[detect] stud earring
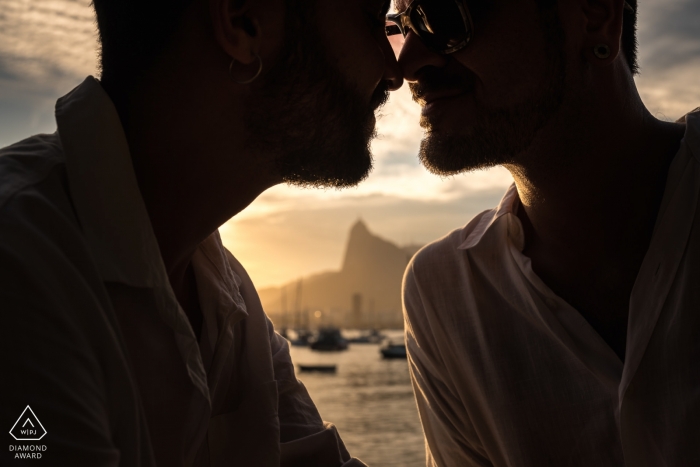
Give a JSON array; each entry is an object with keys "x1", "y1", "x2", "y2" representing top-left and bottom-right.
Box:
[{"x1": 594, "y1": 44, "x2": 611, "y2": 60}]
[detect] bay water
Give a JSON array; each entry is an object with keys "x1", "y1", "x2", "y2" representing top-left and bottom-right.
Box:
[{"x1": 289, "y1": 332, "x2": 425, "y2": 467}]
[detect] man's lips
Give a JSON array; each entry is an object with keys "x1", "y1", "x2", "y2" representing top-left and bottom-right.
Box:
[{"x1": 416, "y1": 89, "x2": 469, "y2": 115}]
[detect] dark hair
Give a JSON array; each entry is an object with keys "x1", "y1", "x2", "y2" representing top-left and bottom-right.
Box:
[
  {"x1": 621, "y1": 0, "x2": 639, "y2": 74},
  {"x1": 92, "y1": 0, "x2": 195, "y2": 90},
  {"x1": 537, "y1": 0, "x2": 639, "y2": 74}
]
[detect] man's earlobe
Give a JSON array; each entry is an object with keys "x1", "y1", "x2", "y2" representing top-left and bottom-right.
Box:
[
  {"x1": 211, "y1": 0, "x2": 262, "y2": 66},
  {"x1": 579, "y1": 0, "x2": 624, "y2": 65},
  {"x1": 587, "y1": 40, "x2": 620, "y2": 66},
  {"x1": 593, "y1": 44, "x2": 611, "y2": 59}
]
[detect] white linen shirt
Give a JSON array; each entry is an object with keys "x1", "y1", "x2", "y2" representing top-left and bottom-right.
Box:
[
  {"x1": 403, "y1": 109, "x2": 700, "y2": 467},
  {"x1": 0, "y1": 77, "x2": 365, "y2": 467}
]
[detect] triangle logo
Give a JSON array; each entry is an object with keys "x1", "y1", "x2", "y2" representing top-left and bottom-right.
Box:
[{"x1": 9, "y1": 406, "x2": 47, "y2": 441}]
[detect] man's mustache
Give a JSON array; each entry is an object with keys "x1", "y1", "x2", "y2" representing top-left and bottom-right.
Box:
[
  {"x1": 371, "y1": 81, "x2": 391, "y2": 111},
  {"x1": 409, "y1": 67, "x2": 475, "y2": 105}
]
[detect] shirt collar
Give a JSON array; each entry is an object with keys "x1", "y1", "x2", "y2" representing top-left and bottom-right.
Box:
[
  {"x1": 458, "y1": 183, "x2": 520, "y2": 250},
  {"x1": 55, "y1": 76, "x2": 163, "y2": 287}
]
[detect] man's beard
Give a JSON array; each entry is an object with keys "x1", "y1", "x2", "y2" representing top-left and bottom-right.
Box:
[
  {"x1": 414, "y1": 7, "x2": 567, "y2": 176},
  {"x1": 244, "y1": 2, "x2": 389, "y2": 189}
]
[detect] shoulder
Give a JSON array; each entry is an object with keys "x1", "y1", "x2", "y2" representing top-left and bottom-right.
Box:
[
  {"x1": 0, "y1": 133, "x2": 77, "y2": 235},
  {"x1": 0, "y1": 133, "x2": 102, "y2": 306},
  {"x1": 0, "y1": 133, "x2": 79, "y2": 239},
  {"x1": 0, "y1": 133, "x2": 65, "y2": 206},
  {"x1": 405, "y1": 208, "x2": 494, "y2": 288},
  {"x1": 402, "y1": 206, "x2": 509, "y2": 339}
]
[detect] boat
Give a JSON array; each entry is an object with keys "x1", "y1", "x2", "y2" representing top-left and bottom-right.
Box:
[
  {"x1": 347, "y1": 329, "x2": 384, "y2": 344},
  {"x1": 289, "y1": 329, "x2": 312, "y2": 347},
  {"x1": 298, "y1": 364, "x2": 337, "y2": 373},
  {"x1": 380, "y1": 341, "x2": 407, "y2": 359},
  {"x1": 310, "y1": 328, "x2": 349, "y2": 351}
]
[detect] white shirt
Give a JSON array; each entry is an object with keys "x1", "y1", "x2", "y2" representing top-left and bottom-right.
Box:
[
  {"x1": 403, "y1": 109, "x2": 700, "y2": 467},
  {"x1": 0, "y1": 77, "x2": 366, "y2": 467}
]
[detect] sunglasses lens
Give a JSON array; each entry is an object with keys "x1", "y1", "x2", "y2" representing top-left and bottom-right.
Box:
[
  {"x1": 410, "y1": 1, "x2": 470, "y2": 52},
  {"x1": 386, "y1": 21, "x2": 406, "y2": 58}
]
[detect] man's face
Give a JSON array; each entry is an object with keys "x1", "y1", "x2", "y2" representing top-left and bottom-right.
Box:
[
  {"x1": 246, "y1": 0, "x2": 402, "y2": 188},
  {"x1": 396, "y1": 0, "x2": 569, "y2": 175}
]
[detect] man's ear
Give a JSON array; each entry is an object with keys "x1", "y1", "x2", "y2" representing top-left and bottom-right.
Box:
[
  {"x1": 210, "y1": 0, "x2": 261, "y2": 65},
  {"x1": 578, "y1": 0, "x2": 625, "y2": 64}
]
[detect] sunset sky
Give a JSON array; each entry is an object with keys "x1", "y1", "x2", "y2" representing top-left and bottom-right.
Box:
[{"x1": 1, "y1": 0, "x2": 699, "y2": 288}]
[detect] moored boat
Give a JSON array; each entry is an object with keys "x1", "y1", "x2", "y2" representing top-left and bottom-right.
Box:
[
  {"x1": 380, "y1": 341, "x2": 407, "y2": 359},
  {"x1": 310, "y1": 328, "x2": 349, "y2": 351},
  {"x1": 298, "y1": 364, "x2": 337, "y2": 373},
  {"x1": 289, "y1": 329, "x2": 313, "y2": 347},
  {"x1": 347, "y1": 329, "x2": 384, "y2": 344}
]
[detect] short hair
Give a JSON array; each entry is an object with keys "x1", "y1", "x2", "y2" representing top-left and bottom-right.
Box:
[
  {"x1": 92, "y1": 0, "x2": 196, "y2": 90},
  {"x1": 621, "y1": 0, "x2": 639, "y2": 74},
  {"x1": 537, "y1": 0, "x2": 639, "y2": 75}
]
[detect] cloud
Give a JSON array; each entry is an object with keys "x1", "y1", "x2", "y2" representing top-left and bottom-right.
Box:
[
  {"x1": 637, "y1": 0, "x2": 700, "y2": 69},
  {"x1": 0, "y1": 0, "x2": 97, "y2": 145},
  {"x1": 0, "y1": 0, "x2": 97, "y2": 85},
  {"x1": 635, "y1": 0, "x2": 700, "y2": 119}
]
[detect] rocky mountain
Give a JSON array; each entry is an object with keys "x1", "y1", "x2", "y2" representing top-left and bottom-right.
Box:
[{"x1": 258, "y1": 220, "x2": 422, "y2": 328}]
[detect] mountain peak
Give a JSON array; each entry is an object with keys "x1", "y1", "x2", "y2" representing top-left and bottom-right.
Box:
[
  {"x1": 341, "y1": 218, "x2": 407, "y2": 277},
  {"x1": 258, "y1": 219, "x2": 425, "y2": 325},
  {"x1": 350, "y1": 218, "x2": 370, "y2": 237}
]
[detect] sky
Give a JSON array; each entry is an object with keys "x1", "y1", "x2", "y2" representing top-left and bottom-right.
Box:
[{"x1": 1, "y1": 0, "x2": 699, "y2": 288}]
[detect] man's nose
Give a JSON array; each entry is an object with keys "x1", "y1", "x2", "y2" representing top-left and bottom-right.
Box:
[
  {"x1": 398, "y1": 31, "x2": 447, "y2": 82},
  {"x1": 380, "y1": 35, "x2": 404, "y2": 91}
]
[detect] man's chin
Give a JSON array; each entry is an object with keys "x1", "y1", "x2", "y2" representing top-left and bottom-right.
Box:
[
  {"x1": 282, "y1": 150, "x2": 373, "y2": 189},
  {"x1": 418, "y1": 132, "x2": 502, "y2": 176},
  {"x1": 275, "y1": 106, "x2": 377, "y2": 189}
]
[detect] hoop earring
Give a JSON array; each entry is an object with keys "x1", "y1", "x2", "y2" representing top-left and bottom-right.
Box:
[
  {"x1": 229, "y1": 52, "x2": 263, "y2": 85},
  {"x1": 594, "y1": 44, "x2": 611, "y2": 60}
]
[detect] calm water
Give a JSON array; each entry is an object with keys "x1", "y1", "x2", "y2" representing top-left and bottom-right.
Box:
[{"x1": 289, "y1": 333, "x2": 425, "y2": 467}]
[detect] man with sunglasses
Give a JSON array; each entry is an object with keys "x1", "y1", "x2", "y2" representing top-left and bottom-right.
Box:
[
  {"x1": 0, "y1": 0, "x2": 401, "y2": 465},
  {"x1": 393, "y1": 0, "x2": 700, "y2": 465}
]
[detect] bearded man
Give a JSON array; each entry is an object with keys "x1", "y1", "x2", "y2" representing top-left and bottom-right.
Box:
[
  {"x1": 0, "y1": 0, "x2": 401, "y2": 465},
  {"x1": 389, "y1": 0, "x2": 700, "y2": 465}
]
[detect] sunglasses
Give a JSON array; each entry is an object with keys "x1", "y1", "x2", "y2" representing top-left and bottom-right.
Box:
[
  {"x1": 385, "y1": 1, "x2": 636, "y2": 58},
  {"x1": 385, "y1": 0, "x2": 474, "y2": 57}
]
